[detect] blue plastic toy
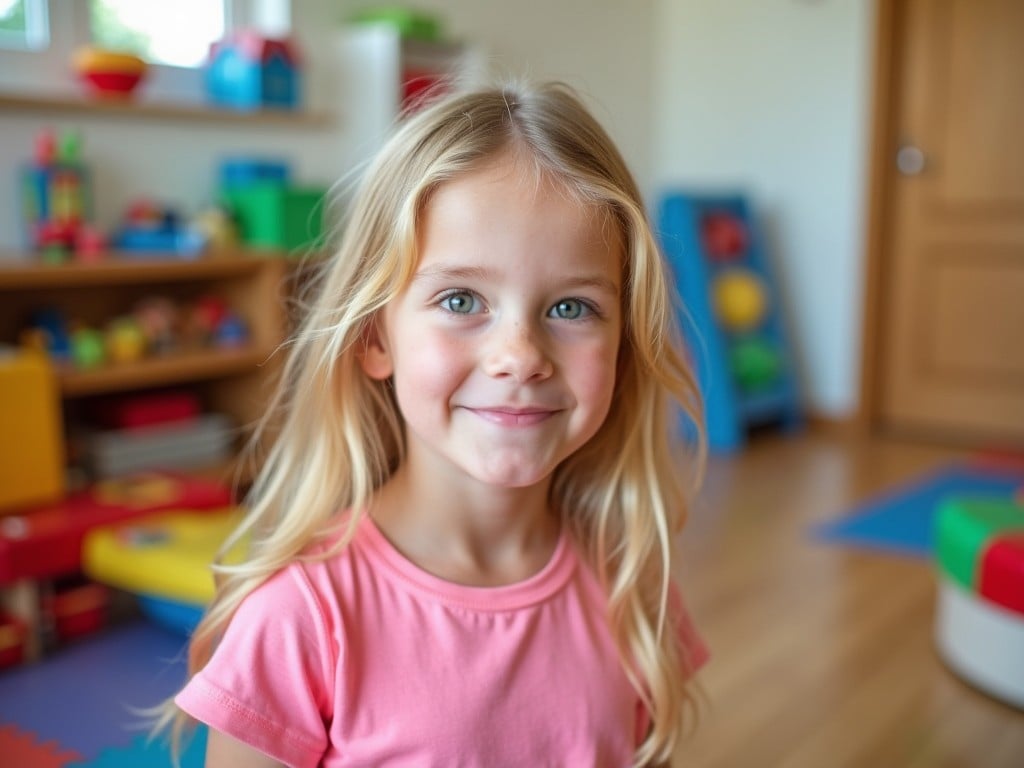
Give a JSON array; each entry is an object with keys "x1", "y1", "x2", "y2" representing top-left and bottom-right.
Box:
[
  {"x1": 205, "y1": 32, "x2": 301, "y2": 111},
  {"x1": 657, "y1": 192, "x2": 802, "y2": 452}
]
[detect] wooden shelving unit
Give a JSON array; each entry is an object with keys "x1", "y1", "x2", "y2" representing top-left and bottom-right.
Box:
[
  {"x1": 58, "y1": 346, "x2": 274, "y2": 397},
  {"x1": 0, "y1": 250, "x2": 284, "y2": 288},
  {"x1": 0, "y1": 253, "x2": 289, "y2": 479},
  {"x1": 0, "y1": 91, "x2": 332, "y2": 127}
]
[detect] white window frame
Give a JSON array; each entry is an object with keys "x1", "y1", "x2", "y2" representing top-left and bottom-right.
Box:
[
  {"x1": 0, "y1": 0, "x2": 290, "y2": 102},
  {"x1": 0, "y1": 0, "x2": 49, "y2": 51}
]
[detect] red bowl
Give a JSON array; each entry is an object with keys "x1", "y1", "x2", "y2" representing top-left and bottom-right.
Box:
[{"x1": 81, "y1": 69, "x2": 145, "y2": 98}]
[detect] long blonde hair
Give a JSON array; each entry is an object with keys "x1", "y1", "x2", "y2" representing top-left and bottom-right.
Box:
[{"x1": 164, "y1": 80, "x2": 705, "y2": 766}]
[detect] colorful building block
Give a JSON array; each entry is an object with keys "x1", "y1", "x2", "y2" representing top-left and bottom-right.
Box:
[{"x1": 19, "y1": 131, "x2": 93, "y2": 256}]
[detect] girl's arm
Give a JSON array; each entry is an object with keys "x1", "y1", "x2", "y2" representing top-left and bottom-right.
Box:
[{"x1": 205, "y1": 728, "x2": 287, "y2": 768}]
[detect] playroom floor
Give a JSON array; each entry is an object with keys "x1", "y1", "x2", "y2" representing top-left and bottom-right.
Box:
[{"x1": 675, "y1": 428, "x2": 1024, "y2": 767}]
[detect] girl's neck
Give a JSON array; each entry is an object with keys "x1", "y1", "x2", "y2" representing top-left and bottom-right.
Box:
[{"x1": 369, "y1": 462, "x2": 560, "y2": 588}]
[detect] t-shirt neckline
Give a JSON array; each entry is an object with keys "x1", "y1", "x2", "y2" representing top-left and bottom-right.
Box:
[{"x1": 357, "y1": 515, "x2": 577, "y2": 612}]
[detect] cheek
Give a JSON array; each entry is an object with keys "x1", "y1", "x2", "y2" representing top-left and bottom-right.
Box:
[
  {"x1": 571, "y1": 339, "x2": 620, "y2": 415},
  {"x1": 392, "y1": 331, "x2": 471, "y2": 408}
]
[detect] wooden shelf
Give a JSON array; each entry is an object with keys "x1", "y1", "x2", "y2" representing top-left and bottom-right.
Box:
[
  {"x1": 59, "y1": 346, "x2": 275, "y2": 397},
  {"x1": 0, "y1": 252, "x2": 285, "y2": 289},
  {"x1": 0, "y1": 91, "x2": 332, "y2": 127}
]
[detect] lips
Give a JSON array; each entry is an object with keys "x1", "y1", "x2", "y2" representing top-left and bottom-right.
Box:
[{"x1": 465, "y1": 407, "x2": 558, "y2": 427}]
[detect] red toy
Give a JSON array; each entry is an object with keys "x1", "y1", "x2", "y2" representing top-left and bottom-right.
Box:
[
  {"x1": 701, "y1": 211, "x2": 748, "y2": 260},
  {"x1": 0, "y1": 472, "x2": 231, "y2": 584}
]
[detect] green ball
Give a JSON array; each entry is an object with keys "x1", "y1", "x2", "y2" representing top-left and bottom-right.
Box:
[
  {"x1": 71, "y1": 327, "x2": 106, "y2": 369},
  {"x1": 730, "y1": 338, "x2": 781, "y2": 392}
]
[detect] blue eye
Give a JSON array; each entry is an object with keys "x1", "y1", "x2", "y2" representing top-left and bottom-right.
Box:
[
  {"x1": 442, "y1": 291, "x2": 478, "y2": 314},
  {"x1": 550, "y1": 299, "x2": 588, "y2": 320}
]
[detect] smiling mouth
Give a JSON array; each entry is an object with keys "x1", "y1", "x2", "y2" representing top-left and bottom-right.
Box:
[{"x1": 466, "y1": 407, "x2": 557, "y2": 427}]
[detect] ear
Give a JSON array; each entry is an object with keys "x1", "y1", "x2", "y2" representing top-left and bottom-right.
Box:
[{"x1": 357, "y1": 317, "x2": 393, "y2": 380}]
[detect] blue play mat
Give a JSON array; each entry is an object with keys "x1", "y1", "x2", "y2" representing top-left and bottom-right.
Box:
[{"x1": 0, "y1": 621, "x2": 206, "y2": 767}]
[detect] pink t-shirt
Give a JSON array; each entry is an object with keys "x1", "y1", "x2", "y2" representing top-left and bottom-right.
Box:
[{"x1": 176, "y1": 516, "x2": 708, "y2": 767}]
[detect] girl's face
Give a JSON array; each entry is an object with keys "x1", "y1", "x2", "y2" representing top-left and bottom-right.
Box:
[{"x1": 360, "y1": 155, "x2": 623, "y2": 491}]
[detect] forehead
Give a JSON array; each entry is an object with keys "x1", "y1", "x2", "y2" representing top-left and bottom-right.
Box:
[{"x1": 416, "y1": 156, "x2": 623, "y2": 281}]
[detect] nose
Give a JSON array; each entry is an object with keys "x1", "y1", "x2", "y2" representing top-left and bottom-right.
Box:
[{"x1": 482, "y1": 320, "x2": 553, "y2": 383}]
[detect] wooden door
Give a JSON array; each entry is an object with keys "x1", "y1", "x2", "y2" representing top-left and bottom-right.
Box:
[{"x1": 865, "y1": 0, "x2": 1024, "y2": 446}]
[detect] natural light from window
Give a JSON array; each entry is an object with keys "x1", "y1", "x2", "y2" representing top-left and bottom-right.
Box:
[
  {"x1": 0, "y1": 0, "x2": 47, "y2": 50},
  {"x1": 90, "y1": 0, "x2": 225, "y2": 68}
]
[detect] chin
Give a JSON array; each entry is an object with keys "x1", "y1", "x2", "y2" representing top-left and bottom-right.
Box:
[{"x1": 471, "y1": 464, "x2": 553, "y2": 490}]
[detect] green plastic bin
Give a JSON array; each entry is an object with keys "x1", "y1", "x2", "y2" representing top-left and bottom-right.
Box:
[{"x1": 223, "y1": 183, "x2": 326, "y2": 253}]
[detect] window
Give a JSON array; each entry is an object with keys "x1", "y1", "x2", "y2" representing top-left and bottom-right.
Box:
[
  {"x1": 0, "y1": 0, "x2": 290, "y2": 98},
  {"x1": 90, "y1": 0, "x2": 225, "y2": 69},
  {"x1": 0, "y1": 0, "x2": 48, "y2": 50}
]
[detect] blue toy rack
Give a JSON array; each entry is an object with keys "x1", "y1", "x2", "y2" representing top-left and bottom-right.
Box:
[{"x1": 657, "y1": 192, "x2": 802, "y2": 452}]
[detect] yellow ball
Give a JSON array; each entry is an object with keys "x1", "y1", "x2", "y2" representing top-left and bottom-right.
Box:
[{"x1": 713, "y1": 269, "x2": 768, "y2": 332}]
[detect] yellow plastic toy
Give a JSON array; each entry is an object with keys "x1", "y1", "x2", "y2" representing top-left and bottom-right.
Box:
[
  {"x1": 84, "y1": 507, "x2": 245, "y2": 609},
  {"x1": 0, "y1": 350, "x2": 64, "y2": 512}
]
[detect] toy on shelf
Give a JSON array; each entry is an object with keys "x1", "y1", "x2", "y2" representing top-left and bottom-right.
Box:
[
  {"x1": 113, "y1": 199, "x2": 207, "y2": 257},
  {"x1": 348, "y1": 7, "x2": 445, "y2": 42},
  {"x1": 191, "y1": 205, "x2": 239, "y2": 251},
  {"x1": 205, "y1": 31, "x2": 301, "y2": 111},
  {"x1": 348, "y1": 8, "x2": 458, "y2": 112},
  {"x1": 70, "y1": 326, "x2": 106, "y2": 369},
  {"x1": 132, "y1": 294, "x2": 180, "y2": 353},
  {"x1": 19, "y1": 130, "x2": 96, "y2": 262},
  {"x1": 71, "y1": 47, "x2": 148, "y2": 99},
  {"x1": 92, "y1": 390, "x2": 202, "y2": 431},
  {"x1": 21, "y1": 292, "x2": 251, "y2": 376},
  {"x1": 22, "y1": 307, "x2": 72, "y2": 361},
  {"x1": 104, "y1": 316, "x2": 147, "y2": 364},
  {"x1": 219, "y1": 157, "x2": 326, "y2": 253},
  {"x1": 657, "y1": 193, "x2": 802, "y2": 452}
]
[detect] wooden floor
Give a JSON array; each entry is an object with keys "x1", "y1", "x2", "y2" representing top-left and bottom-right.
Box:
[{"x1": 674, "y1": 430, "x2": 1024, "y2": 767}]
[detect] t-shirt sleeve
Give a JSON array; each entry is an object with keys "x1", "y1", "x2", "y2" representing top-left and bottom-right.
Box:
[
  {"x1": 670, "y1": 581, "x2": 710, "y2": 676},
  {"x1": 175, "y1": 565, "x2": 335, "y2": 768}
]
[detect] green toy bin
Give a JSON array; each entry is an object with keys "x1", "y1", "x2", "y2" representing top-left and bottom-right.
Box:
[{"x1": 223, "y1": 183, "x2": 327, "y2": 254}]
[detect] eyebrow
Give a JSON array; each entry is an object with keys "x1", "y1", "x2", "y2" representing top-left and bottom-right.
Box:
[
  {"x1": 412, "y1": 265, "x2": 492, "y2": 284},
  {"x1": 412, "y1": 265, "x2": 620, "y2": 296}
]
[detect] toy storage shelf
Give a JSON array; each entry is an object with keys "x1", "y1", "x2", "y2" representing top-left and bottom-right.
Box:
[
  {"x1": 58, "y1": 346, "x2": 274, "y2": 397},
  {"x1": 0, "y1": 253, "x2": 288, "y2": 475},
  {"x1": 0, "y1": 91, "x2": 332, "y2": 127},
  {"x1": 0, "y1": 250, "x2": 282, "y2": 288}
]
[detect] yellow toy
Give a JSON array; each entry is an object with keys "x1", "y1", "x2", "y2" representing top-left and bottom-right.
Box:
[
  {"x1": 0, "y1": 350, "x2": 64, "y2": 512},
  {"x1": 83, "y1": 507, "x2": 246, "y2": 633}
]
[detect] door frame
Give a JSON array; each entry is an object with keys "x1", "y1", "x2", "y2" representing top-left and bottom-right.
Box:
[{"x1": 857, "y1": 0, "x2": 902, "y2": 435}]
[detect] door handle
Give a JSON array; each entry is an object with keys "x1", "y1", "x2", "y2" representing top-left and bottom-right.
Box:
[{"x1": 896, "y1": 144, "x2": 927, "y2": 176}]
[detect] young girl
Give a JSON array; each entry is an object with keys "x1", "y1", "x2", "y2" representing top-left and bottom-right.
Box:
[{"x1": 167, "y1": 80, "x2": 708, "y2": 768}]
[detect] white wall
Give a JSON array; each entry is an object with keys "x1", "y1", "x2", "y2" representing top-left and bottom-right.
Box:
[{"x1": 653, "y1": 0, "x2": 874, "y2": 416}]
